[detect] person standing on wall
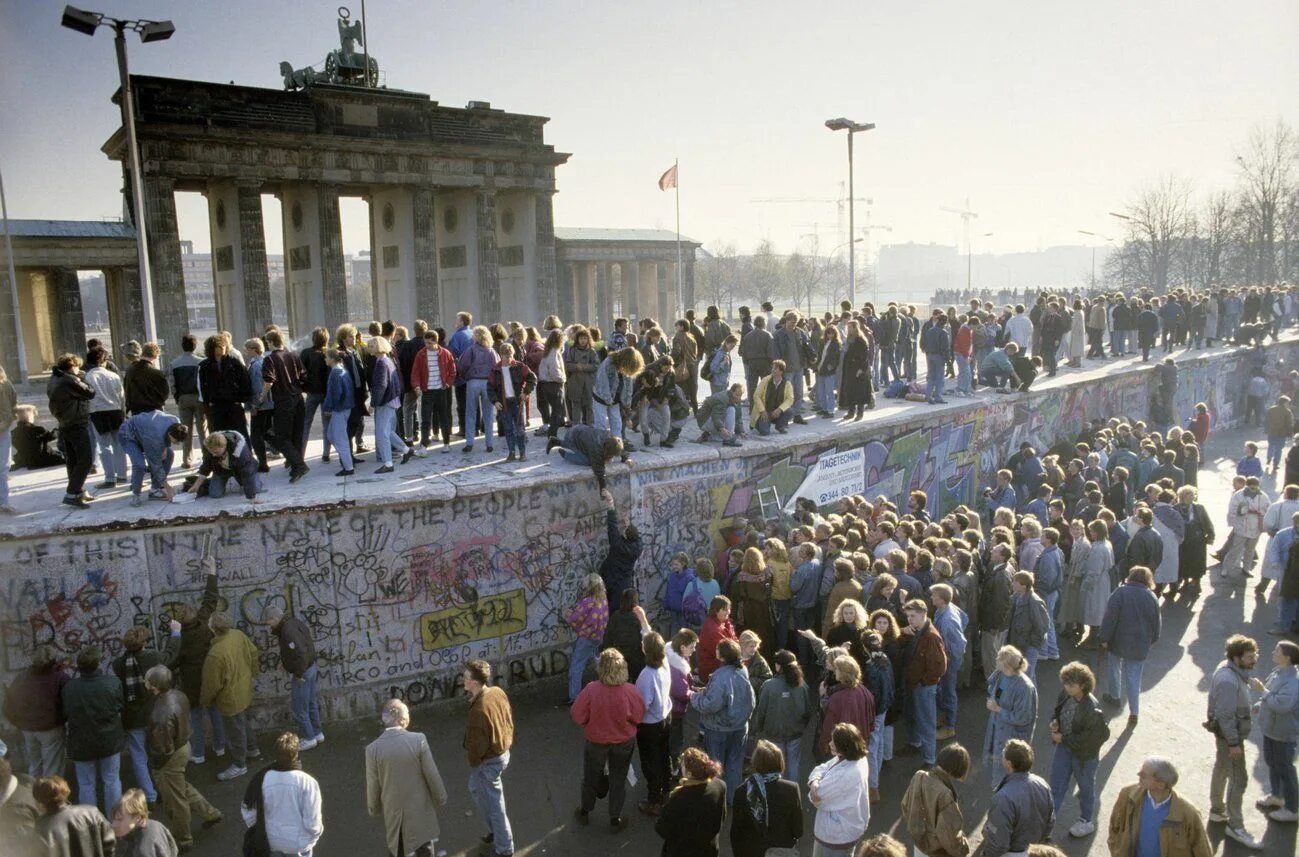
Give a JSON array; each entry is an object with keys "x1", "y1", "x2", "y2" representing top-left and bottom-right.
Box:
[
  {"x1": 263, "y1": 605, "x2": 324, "y2": 752},
  {"x1": 298, "y1": 327, "x2": 332, "y2": 464},
  {"x1": 365, "y1": 699, "x2": 449, "y2": 857},
  {"x1": 200, "y1": 612, "x2": 261, "y2": 783},
  {"x1": 261, "y1": 330, "x2": 310, "y2": 483},
  {"x1": 47, "y1": 353, "x2": 96, "y2": 509},
  {"x1": 463, "y1": 659, "x2": 516, "y2": 857},
  {"x1": 169, "y1": 334, "x2": 206, "y2": 469},
  {"x1": 336, "y1": 324, "x2": 371, "y2": 459},
  {"x1": 123, "y1": 343, "x2": 169, "y2": 416}
]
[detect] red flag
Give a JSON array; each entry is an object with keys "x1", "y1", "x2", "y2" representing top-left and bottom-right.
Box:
[{"x1": 658, "y1": 164, "x2": 677, "y2": 191}]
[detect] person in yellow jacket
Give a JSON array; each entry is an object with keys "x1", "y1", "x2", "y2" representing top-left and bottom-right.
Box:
[
  {"x1": 750, "y1": 361, "x2": 795, "y2": 436},
  {"x1": 199, "y1": 612, "x2": 260, "y2": 783},
  {"x1": 1107, "y1": 757, "x2": 1211, "y2": 857}
]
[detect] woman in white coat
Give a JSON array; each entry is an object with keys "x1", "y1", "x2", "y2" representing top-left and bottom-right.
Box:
[
  {"x1": 1079, "y1": 520, "x2": 1115, "y2": 647},
  {"x1": 1068, "y1": 300, "x2": 1087, "y2": 368},
  {"x1": 807, "y1": 722, "x2": 871, "y2": 857}
]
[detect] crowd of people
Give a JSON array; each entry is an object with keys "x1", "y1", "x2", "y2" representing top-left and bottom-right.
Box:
[
  {"x1": 2, "y1": 283, "x2": 1294, "y2": 515},
  {"x1": 2, "y1": 287, "x2": 1299, "y2": 856}
]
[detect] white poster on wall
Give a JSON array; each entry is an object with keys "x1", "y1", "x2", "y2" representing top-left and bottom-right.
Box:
[{"x1": 784, "y1": 447, "x2": 866, "y2": 511}]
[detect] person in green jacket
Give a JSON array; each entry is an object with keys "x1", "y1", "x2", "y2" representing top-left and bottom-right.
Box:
[{"x1": 199, "y1": 612, "x2": 260, "y2": 782}]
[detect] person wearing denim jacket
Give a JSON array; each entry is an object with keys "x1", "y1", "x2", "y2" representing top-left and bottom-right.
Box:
[
  {"x1": 456, "y1": 326, "x2": 501, "y2": 454},
  {"x1": 243, "y1": 341, "x2": 274, "y2": 472},
  {"x1": 692, "y1": 639, "x2": 755, "y2": 802}
]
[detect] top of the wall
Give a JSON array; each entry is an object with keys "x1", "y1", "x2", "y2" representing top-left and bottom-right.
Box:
[{"x1": 0, "y1": 335, "x2": 1288, "y2": 542}]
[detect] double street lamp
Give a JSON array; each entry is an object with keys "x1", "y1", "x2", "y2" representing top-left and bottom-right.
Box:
[
  {"x1": 825, "y1": 118, "x2": 875, "y2": 308},
  {"x1": 62, "y1": 5, "x2": 176, "y2": 345}
]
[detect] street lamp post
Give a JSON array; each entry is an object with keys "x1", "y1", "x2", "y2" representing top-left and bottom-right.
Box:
[
  {"x1": 62, "y1": 6, "x2": 175, "y2": 345},
  {"x1": 825, "y1": 118, "x2": 875, "y2": 308}
]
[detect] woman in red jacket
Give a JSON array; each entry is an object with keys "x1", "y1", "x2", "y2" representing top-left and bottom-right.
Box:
[
  {"x1": 697, "y1": 595, "x2": 739, "y2": 683},
  {"x1": 571, "y1": 648, "x2": 646, "y2": 830},
  {"x1": 816, "y1": 655, "x2": 877, "y2": 761}
]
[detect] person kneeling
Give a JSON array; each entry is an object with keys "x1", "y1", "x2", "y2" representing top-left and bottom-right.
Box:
[
  {"x1": 177, "y1": 431, "x2": 263, "y2": 503},
  {"x1": 697, "y1": 384, "x2": 746, "y2": 447}
]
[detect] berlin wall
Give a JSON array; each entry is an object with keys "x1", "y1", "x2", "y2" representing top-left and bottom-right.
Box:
[{"x1": 0, "y1": 342, "x2": 1291, "y2": 729}]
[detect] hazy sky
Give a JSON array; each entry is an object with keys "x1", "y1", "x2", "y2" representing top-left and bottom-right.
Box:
[{"x1": 2, "y1": 1, "x2": 1295, "y2": 260}]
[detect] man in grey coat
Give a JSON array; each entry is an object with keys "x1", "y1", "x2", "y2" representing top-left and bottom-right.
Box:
[
  {"x1": 365, "y1": 699, "x2": 448, "y2": 857},
  {"x1": 1207, "y1": 634, "x2": 1261, "y2": 849},
  {"x1": 976, "y1": 738, "x2": 1053, "y2": 857}
]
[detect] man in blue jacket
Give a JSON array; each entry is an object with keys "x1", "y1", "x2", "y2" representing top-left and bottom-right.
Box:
[
  {"x1": 1035, "y1": 528, "x2": 1065, "y2": 661},
  {"x1": 690, "y1": 638, "x2": 755, "y2": 802},
  {"x1": 1098, "y1": 565, "x2": 1160, "y2": 727},
  {"x1": 923, "y1": 312, "x2": 951, "y2": 404},
  {"x1": 119, "y1": 411, "x2": 188, "y2": 507},
  {"x1": 931, "y1": 584, "x2": 967, "y2": 740}
]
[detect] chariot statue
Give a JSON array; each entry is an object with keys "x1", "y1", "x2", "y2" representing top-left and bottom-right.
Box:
[{"x1": 279, "y1": 5, "x2": 380, "y2": 91}]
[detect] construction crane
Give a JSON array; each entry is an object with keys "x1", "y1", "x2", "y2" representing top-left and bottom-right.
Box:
[
  {"x1": 754, "y1": 183, "x2": 868, "y2": 257},
  {"x1": 940, "y1": 198, "x2": 979, "y2": 291}
]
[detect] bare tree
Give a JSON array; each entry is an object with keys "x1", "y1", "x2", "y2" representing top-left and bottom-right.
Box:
[
  {"x1": 1120, "y1": 176, "x2": 1193, "y2": 292},
  {"x1": 746, "y1": 240, "x2": 784, "y2": 315},
  {"x1": 697, "y1": 242, "x2": 740, "y2": 313},
  {"x1": 1234, "y1": 119, "x2": 1297, "y2": 285}
]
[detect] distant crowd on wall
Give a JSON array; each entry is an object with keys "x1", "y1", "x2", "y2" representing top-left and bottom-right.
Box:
[{"x1": 0, "y1": 282, "x2": 1295, "y2": 514}]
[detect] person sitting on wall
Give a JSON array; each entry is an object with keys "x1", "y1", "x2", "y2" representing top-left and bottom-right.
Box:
[
  {"x1": 10, "y1": 404, "x2": 64, "y2": 470},
  {"x1": 177, "y1": 431, "x2": 262, "y2": 502},
  {"x1": 547, "y1": 423, "x2": 629, "y2": 490}
]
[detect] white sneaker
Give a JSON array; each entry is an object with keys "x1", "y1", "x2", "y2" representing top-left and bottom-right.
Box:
[
  {"x1": 314, "y1": 732, "x2": 325, "y2": 744},
  {"x1": 1207, "y1": 810, "x2": 1229, "y2": 823},
  {"x1": 1270, "y1": 808, "x2": 1299, "y2": 822},
  {"x1": 214, "y1": 747, "x2": 226, "y2": 757},
  {"x1": 1256, "y1": 794, "x2": 1284, "y2": 809},
  {"x1": 1068, "y1": 820, "x2": 1097, "y2": 838},
  {"x1": 1223, "y1": 826, "x2": 1261, "y2": 849},
  {"x1": 216, "y1": 764, "x2": 248, "y2": 782},
  {"x1": 298, "y1": 737, "x2": 319, "y2": 751},
  {"x1": 189, "y1": 755, "x2": 205, "y2": 765}
]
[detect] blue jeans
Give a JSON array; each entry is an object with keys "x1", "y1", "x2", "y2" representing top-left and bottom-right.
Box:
[
  {"x1": 559, "y1": 449, "x2": 591, "y2": 468},
  {"x1": 1041, "y1": 590, "x2": 1060, "y2": 659},
  {"x1": 703, "y1": 726, "x2": 747, "y2": 802},
  {"x1": 1264, "y1": 737, "x2": 1298, "y2": 812},
  {"x1": 955, "y1": 354, "x2": 972, "y2": 393},
  {"x1": 879, "y1": 344, "x2": 899, "y2": 385},
  {"x1": 75, "y1": 753, "x2": 122, "y2": 813},
  {"x1": 937, "y1": 657, "x2": 961, "y2": 728},
  {"x1": 594, "y1": 402, "x2": 623, "y2": 437},
  {"x1": 568, "y1": 637, "x2": 600, "y2": 702},
  {"x1": 1106, "y1": 654, "x2": 1144, "y2": 715},
  {"x1": 868, "y1": 711, "x2": 888, "y2": 788},
  {"x1": 188, "y1": 704, "x2": 226, "y2": 758},
  {"x1": 1280, "y1": 596, "x2": 1299, "y2": 631},
  {"x1": 208, "y1": 472, "x2": 262, "y2": 499},
  {"x1": 374, "y1": 403, "x2": 408, "y2": 465},
  {"x1": 125, "y1": 727, "x2": 157, "y2": 802},
  {"x1": 926, "y1": 354, "x2": 945, "y2": 401},
  {"x1": 1025, "y1": 646, "x2": 1041, "y2": 683},
  {"x1": 95, "y1": 423, "x2": 127, "y2": 482},
  {"x1": 909, "y1": 684, "x2": 938, "y2": 764},
  {"x1": 1269, "y1": 435, "x2": 1287, "y2": 469},
  {"x1": 324, "y1": 411, "x2": 353, "y2": 470},
  {"x1": 468, "y1": 751, "x2": 514, "y2": 855},
  {"x1": 122, "y1": 437, "x2": 172, "y2": 495},
  {"x1": 463, "y1": 379, "x2": 494, "y2": 448},
  {"x1": 815, "y1": 374, "x2": 837, "y2": 412},
  {"x1": 0, "y1": 428, "x2": 10, "y2": 504},
  {"x1": 755, "y1": 411, "x2": 791, "y2": 436},
  {"x1": 789, "y1": 372, "x2": 805, "y2": 417},
  {"x1": 499, "y1": 399, "x2": 527, "y2": 455},
  {"x1": 302, "y1": 392, "x2": 331, "y2": 458},
  {"x1": 291, "y1": 663, "x2": 322, "y2": 740},
  {"x1": 1050, "y1": 744, "x2": 1099, "y2": 822},
  {"x1": 774, "y1": 736, "x2": 802, "y2": 782}
]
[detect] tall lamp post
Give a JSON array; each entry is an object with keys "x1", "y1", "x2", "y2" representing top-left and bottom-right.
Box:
[
  {"x1": 825, "y1": 118, "x2": 875, "y2": 308},
  {"x1": 61, "y1": 5, "x2": 175, "y2": 345}
]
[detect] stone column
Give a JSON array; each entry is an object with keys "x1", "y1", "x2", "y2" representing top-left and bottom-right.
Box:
[
  {"x1": 475, "y1": 190, "x2": 501, "y2": 319},
  {"x1": 0, "y1": 263, "x2": 22, "y2": 381},
  {"x1": 318, "y1": 184, "x2": 349, "y2": 328},
  {"x1": 660, "y1": 262, "x2": 678, "y2": 323},
  {"x1": 637, "y1": 262, "x2": 659, "y2": 325},
  {"x1": 596, "y1": 263, "x2": 613, "y2": 330},
  {"x1": 683, "y1": 253, "x2": 696, "y2": 312},
  {"x1": 50, "y1": 267, "x2": 86, "y2": 356},
  {"x1": 624, "y1": 260, "x2": 640, "y2": 319},
  {"x1": 412, "y1": 187, "x2": 440, "y2": 323},
  {"x1": 236, "y1": 181, "x2": 272, "y2": 333},
  {"x1": 106, "y1": 267, "x2": 147, "y2": 348},
  {"x1": 141, "y1": 175, "x2": 188, "y2": 351},
  {"x1": 534, "y1": 192, "x2": 558, "y2": 318}
]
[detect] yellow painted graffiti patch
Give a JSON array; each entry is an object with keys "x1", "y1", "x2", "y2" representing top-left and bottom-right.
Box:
[{"x1": 419, "y1": 588, "x2": 527, "y2": 651}]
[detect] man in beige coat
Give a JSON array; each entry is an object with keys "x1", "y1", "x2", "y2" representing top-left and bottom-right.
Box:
[{"x1": 365, "y1": 699, "x2": 448, "y2": 857}]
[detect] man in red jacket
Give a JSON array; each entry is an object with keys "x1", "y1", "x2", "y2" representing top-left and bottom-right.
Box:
[
  {"x1": 410, "y1": 330, "x2": 458, "y2": 451},
  {"x1": 899, "y1": 599, "x2": 947, "y2": 766}
]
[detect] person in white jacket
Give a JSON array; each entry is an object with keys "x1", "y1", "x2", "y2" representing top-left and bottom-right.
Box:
[
  {"x1": 807, "y1": 722, "x2": 871, "y2": 856},
  {"x1": 241, "y1": 732, "x2": 323, "y2": 857},
  {"x1": 1224, "y1": 477, "x2": 1270, "y2": 582},
  {"x1": 1259, "y1": 485, "x2": 1299, "y2": 596}
]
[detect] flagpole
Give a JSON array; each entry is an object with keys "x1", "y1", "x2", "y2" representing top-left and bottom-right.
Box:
[{"x1": 674, "y1": 158, "x2": 682, "y2": 316}]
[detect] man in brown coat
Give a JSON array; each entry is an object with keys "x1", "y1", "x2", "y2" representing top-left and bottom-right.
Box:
[
  {"x1": 365, "y1": 699, "x2": 447, "y2": 857},
  {"x1": 1107, "y1": 757, "x2": 1211, "y2": 857},
  {"x1": 900, "y1": 743, "x2": 971, "y2": 857},
  {"x1": 144, "y1": 664, "x2": 222, "y2": 849},
  {"x1": 463, "y1": 659, "x2": 515, "y2": 857},
  {"x1": 900, "y1": 598, "x2": 947, "y2": 767}
]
